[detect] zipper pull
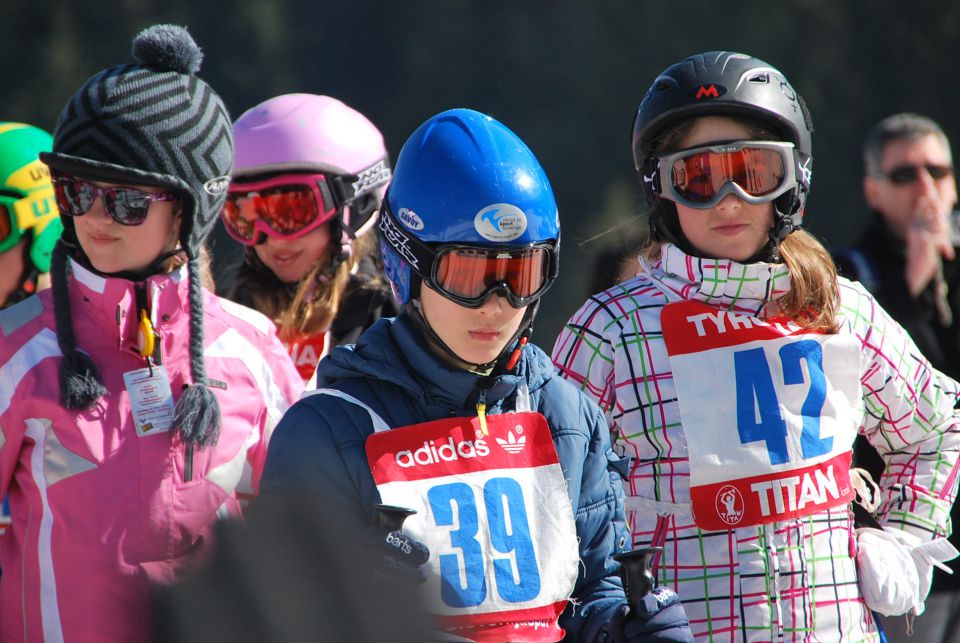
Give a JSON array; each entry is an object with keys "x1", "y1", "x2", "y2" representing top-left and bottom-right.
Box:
[
  {"x1": 476, "y1": 389, "x2": 488, "y2": 437},
  {"x1": 138, "y1": 309, "x2": 156, "y2": 359}
]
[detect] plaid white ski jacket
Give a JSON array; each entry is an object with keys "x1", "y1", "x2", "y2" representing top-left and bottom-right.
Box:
[{"x1": 552, "y1": 243, "x2": 960, "y2": 642}]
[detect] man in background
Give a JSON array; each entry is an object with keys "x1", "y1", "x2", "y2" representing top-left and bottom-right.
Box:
[{"x1": 834, "y1": 113, "x2": 960, "y2": 643}]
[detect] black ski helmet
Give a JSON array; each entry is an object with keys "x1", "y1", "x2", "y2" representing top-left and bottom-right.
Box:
[{"x1": 632, "y1": 51, "x2": 814, "y2": 245}]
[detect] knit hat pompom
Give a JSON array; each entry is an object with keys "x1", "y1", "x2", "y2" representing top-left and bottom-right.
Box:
[{"x1": 131, "y1": 24, "x2": 203, "y2": 75}]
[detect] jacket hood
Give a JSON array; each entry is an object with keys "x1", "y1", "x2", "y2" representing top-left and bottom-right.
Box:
[{"x1": 316, "y1": 314, "x2": 554, "y2": 409}]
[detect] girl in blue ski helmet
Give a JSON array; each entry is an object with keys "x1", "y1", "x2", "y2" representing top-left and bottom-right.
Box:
[
  {"x1": 378, "y1": 109, "x2": 560, "y2": 372},
  {"x1": 258, "y1": 109, "x2": 692, "y2": 642}
]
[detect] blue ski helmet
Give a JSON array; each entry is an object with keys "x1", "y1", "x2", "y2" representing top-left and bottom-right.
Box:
[{"x1": 380, "y1": 108, "x2": 560, "y2": 306}]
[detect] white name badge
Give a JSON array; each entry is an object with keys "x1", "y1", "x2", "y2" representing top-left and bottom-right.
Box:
[
  {"x1": 661, "y1": 301, "x2": 861, "y2": 531},
  {"x1": 123, "y1": 365, "x2": 176, "y2": 437},
  {"x1": 366, "y1": 412, "x2": 579, "y2": 642}
]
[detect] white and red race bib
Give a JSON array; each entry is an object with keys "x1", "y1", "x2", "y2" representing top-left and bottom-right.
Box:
[
  {"x1": 661, "y1": 301, "x2": 861, "y2": 531},
  {"x1": 365, "y1": 411, "x2": 579, "y2": 642}
]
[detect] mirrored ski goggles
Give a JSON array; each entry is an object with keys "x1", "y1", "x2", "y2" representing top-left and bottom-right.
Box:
[
  {"x1": 52, "y1": 176, "x2": 179, "y2": 226},
  {"x1": 655, "y1": 141, "x2": 801, "y2": 209},
  {"x1": 222, "y1": 173, "x2": 339, "y2": 245},
  {"x1": 433, "y1": 245, "x2": 554, "y2": 308},
  {"x1": 0, "y1": 188, "x2": 56, "y2": 253}
]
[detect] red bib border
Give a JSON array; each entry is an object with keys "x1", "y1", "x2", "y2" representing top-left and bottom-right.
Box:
[{"x1": 366, "y1": 412, "x2": 579, "y2": 642}]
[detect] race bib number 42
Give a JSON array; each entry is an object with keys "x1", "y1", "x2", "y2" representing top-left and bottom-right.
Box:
[
  {"x1": 365, "y1": 412, "x2": 579, "y2": 642},
  {"x1": 661, "y1": 301, "x2": 860, "y2": 531}
]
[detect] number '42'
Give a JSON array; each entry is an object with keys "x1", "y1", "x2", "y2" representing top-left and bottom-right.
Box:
[{"x1": 734, "y1": 339, "x2": 831, "y2": 464}]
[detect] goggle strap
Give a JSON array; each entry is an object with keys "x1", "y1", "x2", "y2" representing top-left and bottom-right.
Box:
[
  {"x1": 328, "y1": 159, "x2": 392, "y2": 205},
  {"x1": 643, "y1": 157, "x2": 662, "y2": 197},
  {"x1": 379, "y1": 203, "x2": 437, "y2": 276}
]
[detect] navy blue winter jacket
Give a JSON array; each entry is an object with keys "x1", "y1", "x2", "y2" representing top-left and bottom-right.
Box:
[{"x1": 259, "y1": 314, "x2": 630, "y2": 640}]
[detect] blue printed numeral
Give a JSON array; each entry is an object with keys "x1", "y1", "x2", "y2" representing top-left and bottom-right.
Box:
[
  {"x1": 733, "y1": 339, "x2": 830, "y2": 464},
  {"x1": 429, "y1": 482, "x2": 486, "y2": 607},
  {"x1": 428, "y1": 478, "x2": 540, "y2": 608}
]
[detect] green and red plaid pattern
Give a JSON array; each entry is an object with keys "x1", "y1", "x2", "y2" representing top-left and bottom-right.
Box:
[{"x1": 552, "y1": 244, "x2": 960, "y2": 642}]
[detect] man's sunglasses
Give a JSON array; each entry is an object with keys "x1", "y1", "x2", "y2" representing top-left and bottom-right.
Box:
[
  {"x1": 877, "y1": 164, "x2": 954, "y2": 185},
  {"x1": 52, "y1": 176, "x2": 179, "y2": 226}
]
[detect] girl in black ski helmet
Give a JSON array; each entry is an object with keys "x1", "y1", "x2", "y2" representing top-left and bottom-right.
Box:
[{"x1": 554, "y1": 51, "x2": 960, "y2": 641}]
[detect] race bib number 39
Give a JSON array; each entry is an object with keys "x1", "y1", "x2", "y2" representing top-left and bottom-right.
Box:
[
  {"x1": 661, "y1": 301, "x2": 860, "y2": 531},
  {"x1": 365, "y1": 412, "x2": 579, "y2": 642}
]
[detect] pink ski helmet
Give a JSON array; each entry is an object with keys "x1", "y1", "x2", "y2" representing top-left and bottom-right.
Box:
[{"x1": 230, "y1": 93, "x2": 391, "y2": 248}]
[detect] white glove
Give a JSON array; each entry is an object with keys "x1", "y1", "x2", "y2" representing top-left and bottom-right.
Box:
[
  {"x1": 887, "y1": 529, "x2": 959, "y2": 616},
  {"x1": 855, "y1": 527, "x2": 921, "y2": 616}
]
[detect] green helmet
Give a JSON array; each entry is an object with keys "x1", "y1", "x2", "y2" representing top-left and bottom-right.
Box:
[{"x1": 0, "y1": 122, "x2": 62, "y2": 272}]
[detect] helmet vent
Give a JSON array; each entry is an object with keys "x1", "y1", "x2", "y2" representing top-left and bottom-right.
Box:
[
  {"x1": 655, "y1": 81, "x2": 672, "y2": 92},
  {"x1": 748, "y1": 73, "x2": 769, "y2": 84}
]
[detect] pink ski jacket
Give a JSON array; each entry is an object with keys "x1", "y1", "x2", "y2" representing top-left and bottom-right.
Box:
[{"x1": 0, "y1": 260, "x2": 303, "y2": 642}]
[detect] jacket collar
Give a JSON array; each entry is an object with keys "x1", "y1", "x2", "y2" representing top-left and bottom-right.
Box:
[
  {"x1": 68, "y1": 258, "x2": 190, "y2": 347},
  {"x1": 317, "y1": 314, "x2": 551, "y2": 411},
  {"x1": 642, "y1": 242, "x2": 793, "y2": 315}
]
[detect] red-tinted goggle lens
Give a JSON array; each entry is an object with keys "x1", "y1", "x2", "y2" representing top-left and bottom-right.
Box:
[
  {"x1": 223, "y1": 185, "x2": 324, "y2": 244},
  {"x1": 435, "y1": 247, "x2": 548, "y2": 303},
  {"x1": 670, "y1": 145, "x2": 787, "y2": 204}
]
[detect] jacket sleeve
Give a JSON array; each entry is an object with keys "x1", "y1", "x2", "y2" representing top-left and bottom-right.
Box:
[
  {"x1": 841, "y1": 279, "x2": 960, "y2": 542},
  {"x1": 254, "y1": 394, "x2": 377, "y2": 535},
  {"x1": 551, "y1": 295, "x2": 620, "y2": 425},
  {"x1": 237, "y1": 329, "x2": 304, "y2": 503},
  {"x1": 557, "y1": 397, "x2": 630, "y2": 642},
  {"x1": 0, "y1": 331, "x2": 26, "y2": 503}
]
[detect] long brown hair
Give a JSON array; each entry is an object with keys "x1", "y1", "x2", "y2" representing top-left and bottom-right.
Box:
[
  {"x1": 642, "y1": 115, "x2": 839, "y2": 332},
  {"x1": 230, "y1": 231, "x2": 382, "y2": 341}
]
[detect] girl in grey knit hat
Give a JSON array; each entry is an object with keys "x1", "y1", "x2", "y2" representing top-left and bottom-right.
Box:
[{"x1": 0, "y1": 24, "x2": 303, "y2": 642}]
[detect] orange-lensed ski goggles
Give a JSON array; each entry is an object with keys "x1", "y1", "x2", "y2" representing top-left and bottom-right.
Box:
[{"x1": 652, "y1": 140, "x2": 805, "y2": 209}]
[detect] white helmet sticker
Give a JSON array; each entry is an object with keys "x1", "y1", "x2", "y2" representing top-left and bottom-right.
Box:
[
  {"x1": 397, "y1": 207, "x2": 424, "y2": 231},
  {"x1": 474, "y1": 203, "x2": 527, "y2": 242}
]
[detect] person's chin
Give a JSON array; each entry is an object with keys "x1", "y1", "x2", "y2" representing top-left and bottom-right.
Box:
[{"x1": 458, "y1": 344, "x2": 504, "y2": 366}]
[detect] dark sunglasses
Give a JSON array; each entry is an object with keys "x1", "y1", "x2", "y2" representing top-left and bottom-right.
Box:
[
  {"x1": 52, "y1": 176, "x2": 179, "y2": 226},
  {"x1": 879, "y1": 164, "x2": 954, "y2": 185}
]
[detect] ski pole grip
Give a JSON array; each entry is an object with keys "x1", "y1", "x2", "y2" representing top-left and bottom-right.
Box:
[
  {"x1": 614, "y1": 546, "x2": 663, "y2": 607},
  {"x1": 371, "y1": 504, "x2": 417, "y2": 532}
]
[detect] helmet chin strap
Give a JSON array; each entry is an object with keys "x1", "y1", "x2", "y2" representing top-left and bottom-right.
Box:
[{"x1": 407, "y1": 299, "x2": 538, "y2": 375}]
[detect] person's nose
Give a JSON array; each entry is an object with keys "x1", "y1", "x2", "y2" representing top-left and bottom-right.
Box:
[
  {"x1": 263, "y1": 234, "x2": 293, "y2": 249},
  {"x1": 478, "y1": 294, "x2": 506, "y2": 316},
  {"x1": 86, "y1": 195, "x2": 112, "y2": 222},
  {"x1": 714, "y1": 192, "x2": 743, "y2": 214},
  {"x1": 916, "y1": 167, "x2": 941, "y2": 197}
]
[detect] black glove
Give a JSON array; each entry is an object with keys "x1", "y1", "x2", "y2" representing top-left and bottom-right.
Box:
[
  {"x1": 364, "y1": 527, "x2": 430, "y2": 585},
  {"x1": 598, "y1": 587, "x2": 694, "y2": 643}
]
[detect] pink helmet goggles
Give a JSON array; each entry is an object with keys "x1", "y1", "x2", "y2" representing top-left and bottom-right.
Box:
[
  {"x1": 222, "y1": 161, "x2": 390, "y2": 245},
  {"x1": 222, "y1": 173, "x2": 337, "y2": 245}
]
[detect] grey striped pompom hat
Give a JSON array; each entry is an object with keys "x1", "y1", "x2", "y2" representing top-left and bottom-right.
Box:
[
  {"x1": 41, "y1": 24, "x2": 232, "y2": 449},
  {"x1": 40, "y1": 23, "x2": 233, "y2": 256}
]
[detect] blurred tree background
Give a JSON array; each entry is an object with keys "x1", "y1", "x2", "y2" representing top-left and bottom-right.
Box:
[{"x1": 4, "y1": 0, "x2": 959, "y2": 344}]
